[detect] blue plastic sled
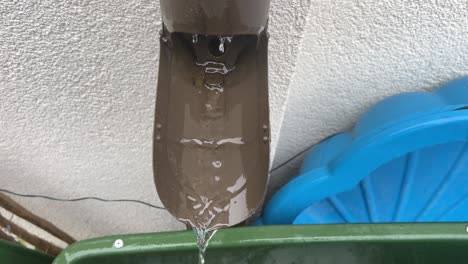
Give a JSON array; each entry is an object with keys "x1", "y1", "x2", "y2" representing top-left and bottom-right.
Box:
[{"x1": 262, "y1": 77, "x2": 468, "y2": 225}]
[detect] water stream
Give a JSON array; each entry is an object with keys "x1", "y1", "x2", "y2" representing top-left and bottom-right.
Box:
[
  {"x1": 193, "y1": 228, "x2": 218, "y2": 264},
  {"x1": 163, "y1": 34, "x2": 256, "y2": 263}
]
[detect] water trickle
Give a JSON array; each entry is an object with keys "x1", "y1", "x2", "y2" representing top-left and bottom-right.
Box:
[
  {"x1": 218, "y1": 37, "x2": 225, "y2": 54},
  {"x1": 157, "y1": 32, "x2": 268, "y2": 248},
  {"x1": 196, "y1": 61, "x2": 235, "y2": 75},
  {"x1": 217, "y1": 36, "x2": 233, "y2": 54},
  {"x1": 204, "y1": 83, "x2": 224, "y2": 93},
  {"x1": 194, "y1": 228, "x2": 217, "y2": 264}
]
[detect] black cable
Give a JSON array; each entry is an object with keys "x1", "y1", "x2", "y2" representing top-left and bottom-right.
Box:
[
  {"x1": 269, "y1": 145, "x2": 314, "y2": 174},
  {"x1": 0, "y1": 188, "x2": 166, "y2": 210}
]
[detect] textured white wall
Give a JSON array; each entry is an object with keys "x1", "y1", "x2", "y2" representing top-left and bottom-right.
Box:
[
  {"x1": 0, "y1": 0, "x2": 311, "y2": 239},
  {"x1": 1, "y1": 0, "x2": 467, "y2": 240},
  {"x1": 272, "y1": 0, "x2": 468, "y2": 192}
]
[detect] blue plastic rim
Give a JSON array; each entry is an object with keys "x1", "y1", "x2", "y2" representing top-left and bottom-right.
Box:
[{"x1": 263, "y1": 77, "x2": 468, "y2": 225}]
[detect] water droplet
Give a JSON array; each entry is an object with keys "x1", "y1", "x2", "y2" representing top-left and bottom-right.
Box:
[
  {"x1": 212, "y1": 161, "x2": 222, "y2": 168},
  {"x1": 263, "y1": 136, "x2": 269, "y2": 142},
  {"x1": 218, "y1": 36, "x2": 225, "y2": 53},
  {"x1": 216, "y1": 36, "x2": 233, "y2": 54},
  {"x1": 156, "y1": 123, "x2": 162, "y2": 129},
  {"x1": 214, "y1": 176, "x2": 220, "y2": 181},
  {"x1": 156, "y1": 135, "x2": 161, "y2": 141},
  {"x1": 192, "y1": 34, "x2": 198, "y2": 43},
  {"x1": 161, "y1": 36, "x2": 168, "y2": 42},
  {"x1": 205, "y1": 104, "x2": 213, "y2": 110},
  {"x1": 263, "y1": 124, "x2": 268, "y2": 130}
]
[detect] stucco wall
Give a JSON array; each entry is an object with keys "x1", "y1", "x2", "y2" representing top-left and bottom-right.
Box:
[
  {"x1": 272, "y1": 0, "x2": 468, "y2": 192},
  {"x1": 0, "y1": 0, "x2": 311, "y2": 239},
  {"x1": 1, "y1": 0, "x2": 467, "y2": 240}
]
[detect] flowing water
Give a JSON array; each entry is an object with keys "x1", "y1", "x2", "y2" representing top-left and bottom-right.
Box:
[
  {"x1": 155, "y1": 32, "x2": 269, "y2": 263},
  {"x1": 194, "y1": 228, "x2": 218, "y2": 264},
  {"x1": 190, "y1": 40, "x2": 230, "y2": 263},
  {"x1": 190, "y1": 51, "x2": 226, "y2": 263}
]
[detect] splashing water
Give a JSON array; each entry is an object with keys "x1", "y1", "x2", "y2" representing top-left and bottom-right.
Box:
[{"x1": 193, "y1": 228, "x2": 218, "y2": 264}]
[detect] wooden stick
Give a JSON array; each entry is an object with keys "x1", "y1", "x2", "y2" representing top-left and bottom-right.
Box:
[
  {"x1": 0, "y1": 229, "x2": 15, "y2": 243},
  {"x1": 0, "y1": 193, "x2": 75, "y2": 244},
  {"x1": 0, "y1": 212, "x2": 62, "y2": 256}
]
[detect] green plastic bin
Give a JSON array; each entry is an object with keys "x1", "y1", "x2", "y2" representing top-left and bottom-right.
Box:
[
  {"x1": 0, "y1": 240, "x2": 53, "y2": 264},
  {"x1": 53, "y1": 224, "x2": 468, "y2": 264}
]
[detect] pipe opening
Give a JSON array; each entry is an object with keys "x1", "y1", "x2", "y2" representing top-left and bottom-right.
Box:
[{"x1": 208, "y1": 37, "x2": 225, "y2": 57}]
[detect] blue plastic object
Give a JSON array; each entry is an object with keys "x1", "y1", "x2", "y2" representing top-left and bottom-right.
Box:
[{"x1": 263, "y1": 77, "x2": 468, "y2": 225}]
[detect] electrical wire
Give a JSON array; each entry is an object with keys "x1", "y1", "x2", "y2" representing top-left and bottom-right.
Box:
[
  {"x1": 0, "y1": 188, "x2": 166, "y2": 210},
  {"x1": 269, "y1": 145, "x2": 314, "y2": 174},
  {"x1": 0, "y1": 146, "x2": 312, "y2": 210}
]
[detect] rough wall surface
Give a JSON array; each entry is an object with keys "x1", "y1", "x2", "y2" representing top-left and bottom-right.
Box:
[
  {"x1": 0, "y1": 0, "x2": 311, "y2": 239},
  {"x1": 2, "y1": 0, "x2": 466, "y2": 240},
  {"x1": 272, "y1": 0, "x2": 468, "y2": 192}
]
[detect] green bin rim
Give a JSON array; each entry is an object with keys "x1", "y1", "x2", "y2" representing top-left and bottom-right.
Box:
[
  {"x1": 0, "y1": 239, "x2": 54, "y2": 264},
  {"x1": 53, "y1": 223, "x2": 468, "y2": 264}
]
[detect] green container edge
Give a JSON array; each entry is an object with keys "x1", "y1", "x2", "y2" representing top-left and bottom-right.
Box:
[
  {"x1": 0, "y1": 239, "x2": 54, "y2": 264},
  {"x1": 53, "y1": 223, "x2": 468, "y2": 264}
]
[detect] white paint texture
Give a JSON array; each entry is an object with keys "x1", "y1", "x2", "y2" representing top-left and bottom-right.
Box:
[
  {"x1": 272, "y1": 0, "x2": 468, "y2": 191},
  {"x1": 1, "y1": 0, "x2": 467, "y2": 240},
  {"x1": 0, "y1": 0, "x2": 311, "y2": 239}
]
